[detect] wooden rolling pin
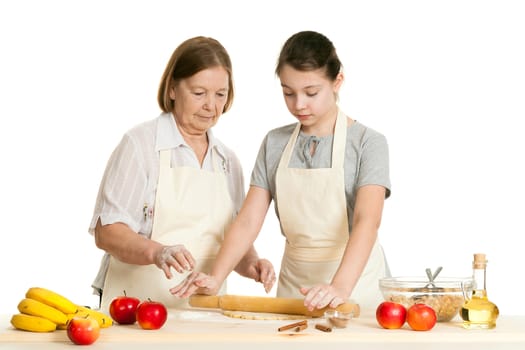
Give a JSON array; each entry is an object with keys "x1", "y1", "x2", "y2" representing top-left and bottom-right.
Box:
[{"x1": 189, "y1": 294, "x2": 360, "y2": 318}]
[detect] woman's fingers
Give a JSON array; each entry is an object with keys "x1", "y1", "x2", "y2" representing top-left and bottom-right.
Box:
[
  {"x1": 302, "y1": 285, "x2": 344, "y2": 311},
  {"x1": 169, "y1": 272, "x2": 199, "y2": 296},
  {"x1": 257, "y1": 259, "x2": 276, "y2": 293},
  {"x1": 169, "y1": 272, "x2": 219, "y2": 298}
]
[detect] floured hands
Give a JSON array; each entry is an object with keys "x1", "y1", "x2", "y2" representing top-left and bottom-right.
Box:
[
  {"x1": 169, "y1": 272, "x2": 219, "y2": 298},
  {"x1": 300, "y1": 284, "x2": 346, "y2": 311},
  {"x1": 154, "y1": 245, "x2": 195, "y2": 279},
  {"x1": 169, "y1": 258, "x2": 276, "y2": 298},
  {"x1": 247, "y1": 258, "x2": 276, "y2": 293}
]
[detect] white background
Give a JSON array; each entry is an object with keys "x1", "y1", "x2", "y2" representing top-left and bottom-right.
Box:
[{"x1": 1, "y1": 0, "x2": 524, "y2": 315}]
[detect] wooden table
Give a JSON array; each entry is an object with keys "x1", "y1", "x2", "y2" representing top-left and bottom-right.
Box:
[{"x1": 2, "y1": 310, "x2": 525, "y2": 349}]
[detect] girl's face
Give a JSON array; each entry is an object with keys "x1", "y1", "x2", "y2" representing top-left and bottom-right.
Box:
[
  {"x1": 170, "y1": 66, "x2": 229, "y2": 136},
  {"x1": 279, "y1": 64, "x2": 343, "y2": 132}
]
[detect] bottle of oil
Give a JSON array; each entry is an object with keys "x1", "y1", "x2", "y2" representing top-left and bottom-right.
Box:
[{"x1": 460, "y1": 253, "x2": 499, "y2": 329}]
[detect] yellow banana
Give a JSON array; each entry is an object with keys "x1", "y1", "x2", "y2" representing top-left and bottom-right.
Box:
[
  {"x1": 10, "y1": 313, "x2": 57, "y2": 332},
  {"x1": 57, "y1": 307, "x2": 113, "y2": 329},
  {"x1": 17, "y1": 298, "x2": 67, "y2": 325},
  {"x1": 25, "y1": 287, "x2": 78, "y2": 314},
  {"x1": 57, "y1": 313, "x2": 84, "y2": 330},
  {"x1": 76, "y1": 306, "x2": 113, "y2": 328}
]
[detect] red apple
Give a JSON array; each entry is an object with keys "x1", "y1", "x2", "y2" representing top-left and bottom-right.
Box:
[
  {"x1": 406, "y1": 303, "x2": 437, "y2": 331},
  {"x1": 67, "y1": 316, "x2": 100, "y2": 345},
  {"x1": 136, "y1": 299, "x2": 167, "y2": 330},
  {"x1": 376, "y1": 301, "x2": 407, "y2": 329},
  {"x1": 109, "y1": 292, "x2": 140, "y2": 325}
]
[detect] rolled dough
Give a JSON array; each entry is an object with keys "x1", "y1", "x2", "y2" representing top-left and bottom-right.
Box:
[{"x1": 222, "y1": 310, "x2": 310, "y2": 320}]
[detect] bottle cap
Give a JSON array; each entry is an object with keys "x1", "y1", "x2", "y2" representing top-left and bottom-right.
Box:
[{"x1": 473, "y1": 253, "x2": 487, "y2": 269}]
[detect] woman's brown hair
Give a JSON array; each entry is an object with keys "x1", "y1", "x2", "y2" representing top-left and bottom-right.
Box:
[{"x1": 158, "y1": 36, "x2": 234, "y2": 113}]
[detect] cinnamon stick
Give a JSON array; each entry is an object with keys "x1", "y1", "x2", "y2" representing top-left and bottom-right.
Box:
[
  {"x1": 315, "y1": 323, "x2": 332, "y2": 332},
  {"x1": 278, "y1": 320, "x2": 308, "y2": 332},
  {"x1": 294, "y1": 323, "x2": 308, "y2": 332}
]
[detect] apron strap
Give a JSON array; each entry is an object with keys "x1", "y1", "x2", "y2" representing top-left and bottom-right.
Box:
[
  {"x1": 210, "y1": 147, "x2": 223, "y2": 173},
  {"x1": 332, "y1": 109, "x2": 347, "y2": 169},
  {"x1": 277, "y1": 123, "x2": 301, "y2": 169},
  {"x1": 159, "y1": 148, "x2": 171, "y2": 168}
]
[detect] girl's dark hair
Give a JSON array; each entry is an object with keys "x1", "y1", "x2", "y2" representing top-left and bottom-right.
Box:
[
  {"x1": 276, "y1": 31, "x2": 342, "y2": 81},
  {"x1": 158, "y1": 36, "x2": 234, "y2": 113}
]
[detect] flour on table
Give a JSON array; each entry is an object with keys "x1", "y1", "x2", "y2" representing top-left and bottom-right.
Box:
[
  {"x1": 222, "y1": 310, "x2": 310, "y2": 320},
  {"x1": 171, "y1": 310, "x2": 222, "y2": 320}
]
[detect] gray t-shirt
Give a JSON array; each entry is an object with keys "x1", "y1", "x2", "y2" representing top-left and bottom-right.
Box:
[{"x1": 250, "y1": 121, "x2": 391, "y2": 234}]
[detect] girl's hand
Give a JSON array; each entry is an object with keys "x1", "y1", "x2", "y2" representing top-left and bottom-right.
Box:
[
  {"x1": 252, "y1": 258, "x2": 276, "y2": 293},
  {"x1": 236, "y1": 258, "x2": 276, "y2": 293},
  {"x1": 300, "y1": 284, "x2": 346, "y2": 311}
]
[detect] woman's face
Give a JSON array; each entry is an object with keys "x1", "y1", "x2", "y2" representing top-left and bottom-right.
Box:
[
  {"x1": 170, "y1": 66, "x2": 229, "y2": 136},
  {"x1": 279, "y1": 64, "x2": 342, "y2": 131}
]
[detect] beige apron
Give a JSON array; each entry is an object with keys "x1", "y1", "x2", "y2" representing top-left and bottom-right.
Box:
[
  {"x1": 100, "y1": 148, "x2": 233, "y2": 312},
  {"x1": 275, "y1": 109, "x2": 386, "y2": 310}
]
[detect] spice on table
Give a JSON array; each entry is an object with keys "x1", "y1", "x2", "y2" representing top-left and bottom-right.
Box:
[
  {"x1": 328, "y1": 315, "x2": 351, "y2": 328},
  {"x1": 294, "y1": 323, "x2": 308, "y2": 332},
  {"x1": 278, "y1": 320, "x2": 308, "y2": 332},
  {"x1": 315, "y1": 323, "x2": 332, "y2": 332}
]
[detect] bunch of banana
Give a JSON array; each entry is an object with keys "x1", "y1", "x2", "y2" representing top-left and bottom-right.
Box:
[
  {"x1": 10, "y1": 286, "x2": 112, "y2": 332},
  {"x1": 17, "y1": 298, "x2": 68, "y2": 325},
  {"x1": 57, "y1": 305, "x2": 113, "y2": 330},
  {"x1": 11, "y1": 287, "x2": 74, "y2": 332}
]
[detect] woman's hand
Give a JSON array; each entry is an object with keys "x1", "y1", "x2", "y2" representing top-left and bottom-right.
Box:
[
  {"x1": 235, "y1": 257, "x2": 276, "y2": 293},
  {"x1": 170, "y1": 258, "x2": 276, "y2": 298},
  {"x1": 245, "y1": 258, "x2": 276, "y2": 293},
  {"x1": 300, "y1": 284, "x2": 347, "y2": 311},
  {"x1": 169, "y1": 271, "x2": 220, "y2": 298},
  {"x1": 154, "y1": 245, "x2": 195, "y2": 279}
]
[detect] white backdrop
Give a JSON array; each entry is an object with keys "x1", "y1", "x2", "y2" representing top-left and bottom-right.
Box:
[{"x1": 1, "y1": 0, "x2": 524, "y2": 315}]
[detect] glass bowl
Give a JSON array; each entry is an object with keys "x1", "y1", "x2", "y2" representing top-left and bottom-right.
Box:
[
  {"x1": 379, "y1": 276, "x2": 473, "y2": 322},
  {"x1": 324, "y1": 310, "x2": 353, "y2": 328}
]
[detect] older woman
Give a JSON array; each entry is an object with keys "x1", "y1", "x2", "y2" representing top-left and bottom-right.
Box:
[{"x1": 90, "y1": 36, "x2": 275, "y2": 311}]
